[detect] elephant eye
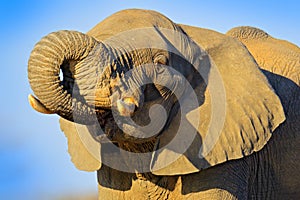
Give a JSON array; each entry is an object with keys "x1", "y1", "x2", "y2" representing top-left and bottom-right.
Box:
[{"x1": 154, "y1": 54, "x2": 168, "y2": 65}]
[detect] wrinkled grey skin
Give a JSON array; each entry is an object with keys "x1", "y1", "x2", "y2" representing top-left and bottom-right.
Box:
[{"x1": 28, "y1": 9, "x2": 300, "y2": 199}]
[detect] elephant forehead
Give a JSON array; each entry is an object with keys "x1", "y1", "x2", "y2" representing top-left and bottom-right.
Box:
[{"x1": 87, "y1": 9, "x2": 180, "y2": 41}]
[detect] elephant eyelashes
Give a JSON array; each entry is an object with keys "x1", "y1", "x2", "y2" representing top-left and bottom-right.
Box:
[{"x1": 154, "y1": 54, "x2": 168, "y2": 65}]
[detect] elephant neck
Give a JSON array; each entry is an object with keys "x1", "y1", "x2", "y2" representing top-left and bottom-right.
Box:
[
  {"x1": 134, "y1": 172, "x2": 175, "y2": 199},
  {"x1": 98, "y1": 163, "x2": 179, "y2": 199}
]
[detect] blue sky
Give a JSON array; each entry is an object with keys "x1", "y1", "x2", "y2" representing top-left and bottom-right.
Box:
[{"x1": 0, "y1": 0, "x2": 299, "y2": 199}]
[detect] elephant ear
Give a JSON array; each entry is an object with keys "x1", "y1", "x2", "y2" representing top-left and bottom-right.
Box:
[
  {"x1": 150, "y1": 27, "x2": 286, "y2": 175},
  {"x1": 59, "y1": 118, "x2": 101, "y2": 171}
]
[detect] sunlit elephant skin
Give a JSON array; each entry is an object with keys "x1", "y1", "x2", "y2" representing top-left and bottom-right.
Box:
[
  {"x1": 28, "y1": 9, "x2": 300, "y2": 199},
  {"x1": 227, "y1": 26, "x2": 300, "y2": 85}
]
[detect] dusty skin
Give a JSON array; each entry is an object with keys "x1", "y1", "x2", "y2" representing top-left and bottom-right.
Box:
[{"x1": 28, "y1": 9, "x2": 299, "y2": 199}]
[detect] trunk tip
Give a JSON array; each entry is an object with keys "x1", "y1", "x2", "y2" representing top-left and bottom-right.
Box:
[{"x1": 28, "y1": 94, "x2": 55, "y2": 114}]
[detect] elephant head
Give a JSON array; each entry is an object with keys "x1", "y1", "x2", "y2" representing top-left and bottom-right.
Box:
[
  {"x1": 28, "y1": 26, "x2": 199, "y2": 137},
  {"x1": 28, "y1": 9, "x2": 286, "y2": 175}
]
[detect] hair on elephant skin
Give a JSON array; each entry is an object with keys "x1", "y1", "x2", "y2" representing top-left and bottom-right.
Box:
[{"x1": 28, "y1": 9, "x2": 300, "y2": 199}]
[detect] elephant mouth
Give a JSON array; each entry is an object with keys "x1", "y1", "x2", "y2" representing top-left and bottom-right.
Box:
[
  {"x1": 95, "y1": 113, "x2": 157, "y2": 153},
  {"x1": 96, "y1": 110, "x2": 120, "y2": 142},
  {"x1": 94, "y1": 101, "x2": 162, "y2": 152}
]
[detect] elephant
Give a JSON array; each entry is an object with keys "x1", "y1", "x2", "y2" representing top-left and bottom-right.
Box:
[
  {"x1": 226, "y1": 26, "x2": 300, "y2": 85},
  {"x1": 27, "y1": 9, "x2": 300, "y2": 199}
]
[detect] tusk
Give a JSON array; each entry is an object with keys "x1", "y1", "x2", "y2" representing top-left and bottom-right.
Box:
[
  {"x1": 28, "y1": 94, "x2": 54, "y2": 114},
  {"x1": 117, "y1": 97, "x2": 136, "y2": 116}
]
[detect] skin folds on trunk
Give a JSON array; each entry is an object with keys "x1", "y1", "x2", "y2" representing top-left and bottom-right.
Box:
[{"x1": 28, "y1": 30, "x2": 112, "y2": 124}]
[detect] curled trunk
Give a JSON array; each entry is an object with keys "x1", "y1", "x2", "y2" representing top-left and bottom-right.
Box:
[{"x1": 28, "y1": 30, "x2": 109, "y2": 124}]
